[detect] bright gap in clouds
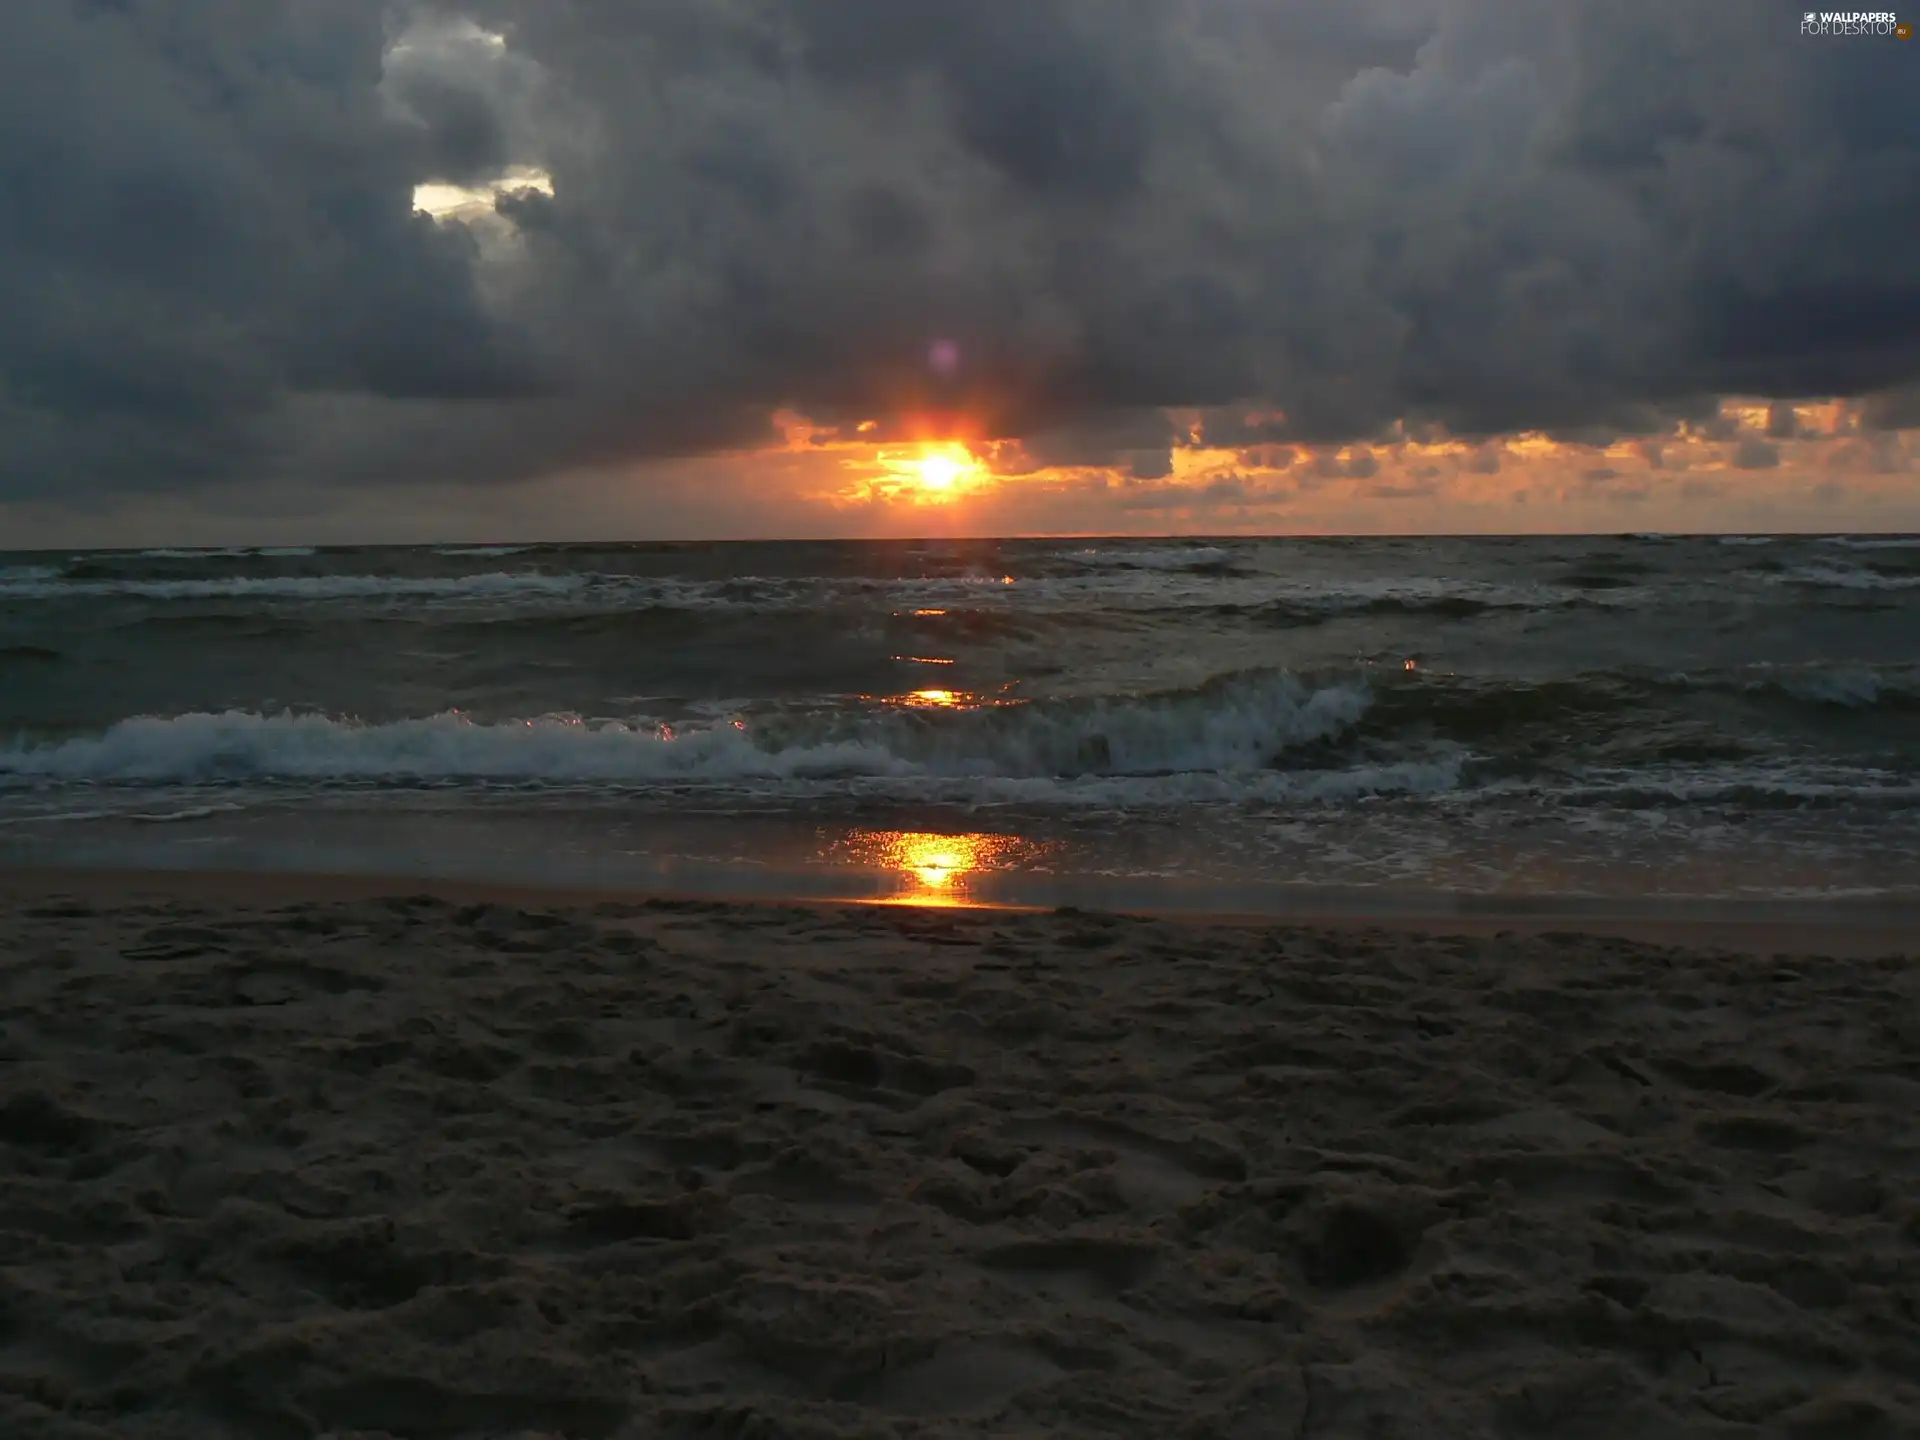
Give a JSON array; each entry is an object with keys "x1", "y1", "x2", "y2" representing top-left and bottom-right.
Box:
[
  {"x1": 413, "y1": 167, "x2": 554, "y2": 220},
  {"x1": 387, "y1": 14, "x2": 550, "y2": 222}
]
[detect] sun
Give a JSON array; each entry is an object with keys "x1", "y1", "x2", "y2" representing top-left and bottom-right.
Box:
[
  {"x1": 891, "y1": 442, "x2": 983, "y2": 501},
  {"x1": 916, "y1": 452, "x2": 967, "y2": 490}
]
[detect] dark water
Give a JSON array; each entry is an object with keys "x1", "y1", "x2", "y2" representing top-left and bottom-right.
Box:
[{"x1": 4, "y1": 535, "x2": 1918, "y2": 907}]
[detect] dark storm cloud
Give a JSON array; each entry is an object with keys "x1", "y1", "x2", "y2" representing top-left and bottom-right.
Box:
[
  {"x1": 1011, "y1": 410, "x2": 1186, "y2": 479},
  {"x1": 0, "y1": 0, "x2": 536, "y2": 499},
  {"x1": 1, "y1": 0, "x2": 1916, "y2": 504},
  {"x1": 1116, "y1": 473, "x2": 1267, "y2": 510}
]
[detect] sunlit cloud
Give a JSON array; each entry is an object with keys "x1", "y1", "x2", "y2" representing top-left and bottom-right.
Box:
[
  {"x1": 8, "y1": 0, "x2": 1916, "y2": 544},
  {"x1": 760, "y1": 394, "x2": 1920, "y2": 536},
  {"x1": 6, "y1": 394, "x2": 1913, "y2": 550}
]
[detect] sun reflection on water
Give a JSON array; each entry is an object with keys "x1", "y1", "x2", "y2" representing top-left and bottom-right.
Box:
[
  {"x1": 864, "y1": 687, "x2": 1021, "y2": 710},
  {"x1": 830, "y1": 829, "x2": 1046, "y2": 907}
]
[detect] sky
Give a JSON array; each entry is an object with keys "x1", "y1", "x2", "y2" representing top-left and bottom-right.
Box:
[{"x1": 1, "y1": 0, "x2": 1917, "y2": 546}]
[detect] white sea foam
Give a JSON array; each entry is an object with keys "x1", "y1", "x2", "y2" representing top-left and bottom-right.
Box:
[
  {"x1": 1716, "y1": 535, "x2": 1774, "y2": 546},
  {"x1": 0, "y1": 674, "x2": 1372, "y2": 787}
]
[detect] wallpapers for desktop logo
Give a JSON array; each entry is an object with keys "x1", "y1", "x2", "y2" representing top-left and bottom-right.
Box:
[{"x1": 1801, "y1": 10, "x2": 1913, "y2": 35}]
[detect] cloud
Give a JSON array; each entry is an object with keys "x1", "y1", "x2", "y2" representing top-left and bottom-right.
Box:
[
  {"x1": 1114, "y1": 472, "x2": 1283, "y2": 511},
  {"x1": 1007, "y1": 410, "x2": 1184, "y2": 479},
  {"x1": 1, "y1": 0, "x2": 1916, "y2": 511},
  {"x1": 1862, "y1": 384, "x2": 1920, "y2": 431}
]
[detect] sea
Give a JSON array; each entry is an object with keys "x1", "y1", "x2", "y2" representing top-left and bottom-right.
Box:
[{"x1": 3, "y1": 535, "x2": 1918, "y2": 917}]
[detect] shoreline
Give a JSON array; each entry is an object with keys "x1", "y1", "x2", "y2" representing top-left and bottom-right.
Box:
[{"x1": 5, "y1": 863, "x2": 1917, "y2": 958}]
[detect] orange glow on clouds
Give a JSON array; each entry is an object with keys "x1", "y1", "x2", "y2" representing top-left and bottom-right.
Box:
[{"x1": 755, "y1": 395, "x2": 1919, "y2": 535}]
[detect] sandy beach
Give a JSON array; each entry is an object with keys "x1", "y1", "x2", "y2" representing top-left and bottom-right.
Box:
[{"x1": 0, "y1": 873, "x2": 1915, "y2": 1438}]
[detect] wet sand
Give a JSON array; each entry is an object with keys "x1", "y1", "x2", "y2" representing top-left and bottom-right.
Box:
[{"x1": 1, "y1": 871, "x2": 1916, "y2": 1437}]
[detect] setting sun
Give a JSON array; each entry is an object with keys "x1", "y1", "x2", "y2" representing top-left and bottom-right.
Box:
[
  {"x1": 916, "y1": 452, "x2": 966, "y2": 490},
  {"x1": 890, "y1": 442, "x2": 983, "y2": 502}
]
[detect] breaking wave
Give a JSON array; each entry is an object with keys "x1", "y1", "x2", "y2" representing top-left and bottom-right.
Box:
[
  {"x1": 10, "y1": 660, "x2": 1918, "y2": 791},
  {"x1": 0, "y1": 672, "x2": 1372, "y2": 786}
]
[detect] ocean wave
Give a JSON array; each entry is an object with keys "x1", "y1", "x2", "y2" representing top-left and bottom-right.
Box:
[
  {"x1": 1551, "y1": 572, "x2": 1642, "y2": 590},
  {"x1": 1247, "y1": 596, "x2": 1501, "y2": 626},
  {"x1": 121, "y1": 546, "x2": 317, "y2": 559},
  {"x1": 0, "y1": 672, "x2": 1373, "y2": 786},
  {"x1": 1242, "y1": 580, "x2": 1616, "y2": 625},
  {"x1": 0, "y1": 572, "x2": 591, "y2": 602},
  {"x1": 1728, "y1": 665, "x2": 1920, "y2": 710},
  {"x1": 0, "y1": 800, "x2": 249, "y2": 826},
  {"x1": 1818, "y1": 536, "x2": 1920, "y2": 550},
  {"x1": 431, "y1": 545, "x2": 532, "y2": 558},
  {"x1": 1716, "y1": 536, "x2": 1774, "y2": 547},
  {"x1": 1778, "y1": 565, "x2": 1920, "y2": 592},
  {"x1": 1531, "y1": 768, "x2": 1920, "y2": 809},
  {"x1": 13, "y1": 662, "x2": 1912, "y2": 793},
  {"x1": 1068, "y1": 544, "x2": 1235, "y2": 572},
  {"x1": 6, "y1": 563, "x2": 1626, "y2": 623},
  {"x1": 967, "y1": 753, "x2": 1466, "y2": 807},
  {"x1": 1341, "y1": 665, "x2": 1920, "y2": 758}
]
